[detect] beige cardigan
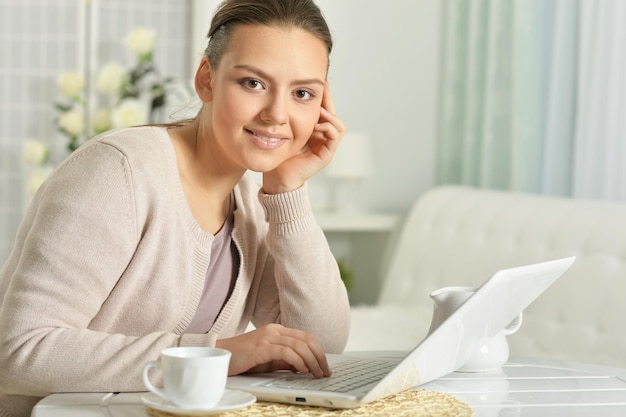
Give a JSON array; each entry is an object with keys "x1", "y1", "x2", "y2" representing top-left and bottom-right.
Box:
[{"x1": 0, "y1": 127, "x2": 350, "y2": 417}]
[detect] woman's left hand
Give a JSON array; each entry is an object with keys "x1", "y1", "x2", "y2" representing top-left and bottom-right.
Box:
[{"x1": 262, "y1": 81, "x2": 346, "y2": 194}]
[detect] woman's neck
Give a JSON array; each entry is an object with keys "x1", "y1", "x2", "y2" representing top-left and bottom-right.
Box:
[{"x1": 168, "y1": 121, "x2": 243, "y2": 233}]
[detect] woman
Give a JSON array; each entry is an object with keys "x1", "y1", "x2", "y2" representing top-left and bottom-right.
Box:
[{"x1": 0, "y1": 0, "x2": 350, "y2": 415}]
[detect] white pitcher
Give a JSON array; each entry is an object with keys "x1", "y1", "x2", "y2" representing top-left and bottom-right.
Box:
[{"x1": 427, "y1": 286, "x2": 523, "y2": 372}]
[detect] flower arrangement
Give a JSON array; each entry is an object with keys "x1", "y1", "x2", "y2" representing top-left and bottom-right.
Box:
[
  {"x1": 25, "y1": 27, "x2": 174, "y2": 196},
  {"x1": 55, "y1": 69, "x2": 86, "y2": 152},
  {"x1": 22, "y1": 139, "x2": 53, "y2": 195},
  {"x1": 55, "y1": 27, "x2": 171, "y2": 153}
]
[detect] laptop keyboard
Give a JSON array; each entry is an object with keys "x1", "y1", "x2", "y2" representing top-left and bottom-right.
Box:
[{"x1": 259, "y1": 358, "x2": 399, "y2": 393}]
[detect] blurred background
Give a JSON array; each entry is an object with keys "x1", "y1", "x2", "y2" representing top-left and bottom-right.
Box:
[{"x1": 1, "y1": 0, "x2": 625, "y2": 304}]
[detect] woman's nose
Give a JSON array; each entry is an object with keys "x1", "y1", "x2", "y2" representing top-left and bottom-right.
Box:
[{"x1": 260, "y1": 94, "x2": 288, "y2": 124}]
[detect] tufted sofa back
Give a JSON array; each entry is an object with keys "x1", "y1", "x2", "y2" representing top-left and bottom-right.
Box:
[{"x1": 378, "y1": 185, "x2": 626, "y2": 367}]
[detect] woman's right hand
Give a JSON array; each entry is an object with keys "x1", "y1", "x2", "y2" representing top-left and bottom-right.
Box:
[{"x1": 215, "y1": 323, "x2": 331, "y2": 378}]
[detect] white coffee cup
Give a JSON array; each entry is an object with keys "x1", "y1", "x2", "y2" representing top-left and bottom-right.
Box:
[
  {"x1": 428, "y1": 286, "x2": 523, "y2": 372},
  {"x1": 142, "y1": 347, "x2": 231, "y2": 409}
]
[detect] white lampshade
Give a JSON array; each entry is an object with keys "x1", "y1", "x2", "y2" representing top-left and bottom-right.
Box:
[{"x1": 325, "y1": 132, "x2": 374, "y2": 179}]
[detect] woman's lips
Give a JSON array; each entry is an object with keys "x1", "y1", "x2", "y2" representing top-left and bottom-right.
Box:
[{"x1": 246, "y1": 129, "x2": 287, "y2": 150}]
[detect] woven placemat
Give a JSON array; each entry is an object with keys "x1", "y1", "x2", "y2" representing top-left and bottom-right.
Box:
[{"x1": 146, "y1": 389, "x2": 474, "y2": 417}]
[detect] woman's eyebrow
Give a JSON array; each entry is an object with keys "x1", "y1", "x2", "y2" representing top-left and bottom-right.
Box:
[{"x1": 233, "y1": 64, "x2": 324, "y2": 87}]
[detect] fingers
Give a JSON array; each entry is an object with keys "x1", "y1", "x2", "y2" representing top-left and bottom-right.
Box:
[
  {"x1": 216, "y1": 324, "x2": 331, "y2": 379},
  {"x1": 321, "y1": 81, "x2": 336, "y2": 116},
  {"x1": 318, "y1": 82, "x2": 346, "y2": 140},
  {"x1": 277, "y1": 326, "x2": 331, "y2": 378},
  {"x1": 313, "y1": 84, "x2": 346, "y2": 160}
]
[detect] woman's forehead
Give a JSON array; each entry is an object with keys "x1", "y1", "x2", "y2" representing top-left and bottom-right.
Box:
[{"x1": 218, "y1": 24, "x2": 329, "y2": 79}]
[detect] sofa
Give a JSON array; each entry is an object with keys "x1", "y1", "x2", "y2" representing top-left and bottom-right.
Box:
[{"x1": 346, "y1": 185, "x2": 626, "y2": 369}]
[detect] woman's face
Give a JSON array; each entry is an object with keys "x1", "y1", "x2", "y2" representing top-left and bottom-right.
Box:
[{"x1": 201, "y1": 24, "x2": 329, "y2": 173}]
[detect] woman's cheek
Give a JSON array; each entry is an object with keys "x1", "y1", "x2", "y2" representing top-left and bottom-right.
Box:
[
  {"x1": 295, "y1": 110, "x2": 320, "y2": 142},
  {"x1": 294, "y1": 127, "x2": 315, "y2": 150}
]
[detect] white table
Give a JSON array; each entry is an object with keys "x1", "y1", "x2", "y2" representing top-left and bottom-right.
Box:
[
  {"x1": 32, "y1": 356, "x2": 626, "y2": 417},
  {"x1": 420, "y1": 356, "x2": 626, "y2": 416}
]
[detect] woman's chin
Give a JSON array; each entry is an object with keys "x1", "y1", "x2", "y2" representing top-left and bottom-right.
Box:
[{"x1": 244, "y1": 159, "x2": 281, "y2": 174}]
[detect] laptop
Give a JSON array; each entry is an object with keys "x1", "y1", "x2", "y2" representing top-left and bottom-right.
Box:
[{"x1": 227, "y1": 256, "x2": 576, "y2": 409}]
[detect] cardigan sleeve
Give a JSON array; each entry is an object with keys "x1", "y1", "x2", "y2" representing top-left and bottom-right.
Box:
[
  {"x1": 0, "y1": 141, "x2": 200, "y2": 398},
  {"x1": 252, "y1": 184, "x2": 351, "y2": 353}
]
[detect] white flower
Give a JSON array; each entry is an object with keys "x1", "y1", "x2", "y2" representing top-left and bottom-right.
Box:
[
  {"x1": 22, "y1": 139, "x2": 50, "y2": 165},
  {"x1": 92, "y1": 108, "x2": 112, "y2": 134},
  {"x1": 111, "y1": 98, "x2": 149, "y2": 128},
  {"x1": 124, "y1": 27, "x2": 156, "y2": 59},
  {"x1": 57, "y1": 70, "x2": 84, "y2": 100},
  {"x1": 27, "y1": 166, "x2": 54, "y2": 195},
  {"x1": 96, "y1": 62, "x2": 128, "y2": 95},
  {"x1": 59, "y1": 109, "x2": 85, "y2": 137}
]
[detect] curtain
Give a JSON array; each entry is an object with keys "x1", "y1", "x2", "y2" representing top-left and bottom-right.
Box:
[
  {"x1": 574, "y1": 0, "x2": 626, "y2": 200},
  {"x1": 437, "y1": 0, "x2": 626, "y2": 201}
]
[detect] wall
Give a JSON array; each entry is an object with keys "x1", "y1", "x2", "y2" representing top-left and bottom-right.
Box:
[{"x1": 316, "y1": 0, "x2": 441, "y2": 214}]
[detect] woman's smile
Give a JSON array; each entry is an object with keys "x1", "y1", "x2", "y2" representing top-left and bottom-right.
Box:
[{"x1": 245, "y1": 128, "x2": 288, "y2": 150}]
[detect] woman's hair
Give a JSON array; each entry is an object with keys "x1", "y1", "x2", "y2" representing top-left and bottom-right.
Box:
[{"x1": 205, "y1": 0, "x2": 333, "y2": 68}]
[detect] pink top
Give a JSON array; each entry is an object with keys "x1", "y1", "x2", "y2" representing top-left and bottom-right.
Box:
[{"x1": 185, "y1": 192, "x2": 238, "y2": 333}]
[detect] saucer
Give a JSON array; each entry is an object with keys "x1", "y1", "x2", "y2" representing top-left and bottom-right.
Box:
[{"x1": 142, "y1": 389, "x2": 256, "y2": 415}]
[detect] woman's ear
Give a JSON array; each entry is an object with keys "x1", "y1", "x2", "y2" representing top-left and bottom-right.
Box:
[{"x1": 194, "y1": 56, "x2": 213, "y2": 102}]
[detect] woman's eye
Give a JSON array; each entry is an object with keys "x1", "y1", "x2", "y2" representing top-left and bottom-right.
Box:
[
  {"x1": 240, "y1": 78, "x2": 263, "y2": 90},
  {"x1": 295, "y1": 89, "x2": 314, "y2": 100}
]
